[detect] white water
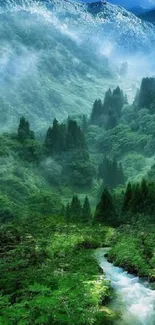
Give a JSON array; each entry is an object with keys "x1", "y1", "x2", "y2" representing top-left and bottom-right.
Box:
[{"x1": 95, "y1": 249, "x2": 155, "y2": 325}]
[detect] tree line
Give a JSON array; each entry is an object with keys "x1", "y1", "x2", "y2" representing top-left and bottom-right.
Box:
[
  {"x1": 94, "y1": 179, "x2": 155, "y2": 227},
  {"x1": 90, "y1": 86, "x2": 127, "y2": 128},
  {"x1": 65, "y1": 196, "x2": 92, "y2": 223},
  {"x1": 66, "y1": 179, "x2": 155, "y2": 226},
  {"x1": 98, "y1": 156, "x2": 125, "y2": 188}
]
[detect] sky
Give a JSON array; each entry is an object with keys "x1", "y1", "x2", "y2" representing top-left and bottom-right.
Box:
[{"x1": 82, "y1": 0, "x2": 155, "y2": 9}]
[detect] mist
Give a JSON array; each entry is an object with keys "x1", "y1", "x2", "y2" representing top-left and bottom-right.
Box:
[
  {"x1": 1, "y1": 2, "x2": 155, "y2": 324},
  {"x1": 0, "y1": 0, "x2": 155, "y2": 133}
]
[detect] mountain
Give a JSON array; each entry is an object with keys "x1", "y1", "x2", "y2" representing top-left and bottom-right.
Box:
[
  {"x1": 86, "y1": 0, "x2": 155, "y2": 51},
  {"x1": 139, "y1": 7, "x2": 155, "y2": 23},
  {"x1": 0, "y1": 0, "x2": 155, "y2": 132}
]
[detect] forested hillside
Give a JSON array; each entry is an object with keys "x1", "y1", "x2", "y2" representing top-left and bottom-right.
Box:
[{"x1": 0, "y1": 75, "x2": 155, "y2": 324}]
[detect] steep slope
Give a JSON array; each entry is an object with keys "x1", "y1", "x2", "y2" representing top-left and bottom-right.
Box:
[
  {"x1": 86, "y1": 1, "x2": 155, "y2": 51},
  {"x1": 0, "y1": 0, "x2": 155, "y2": 132},
  {"x1": 0, "y1": 0, "x2": 112, "y2": 132}
]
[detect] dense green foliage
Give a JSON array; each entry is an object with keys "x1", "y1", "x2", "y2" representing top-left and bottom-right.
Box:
[
  {"x1": 65, "y1": 195, "x2": 92, "y2": 223},
  {"x1": 1, "y1": 75, "x2": 155, "y2": 323},
  {"x1": 137, "y1": 77, "x2": 155, "y2": 112},
  {"x1": 44, "y1": 118, "x2": 86, "y2": 155},
  {"x1": 90, "y1": 87, "x2": 127, "y2": 127},
  {"x1": 0, "y1": 221, "x2": 117, "y2": 325},
  {"x1": 108, "y1": 224, "x2": 155, "y2": 280},
  {"x1": 94, "y1": 179, "x2": 155, "y2": 227},
  {"x1": 94, "y1": 189, "x2": 116, "y2": 226},
  {"x1": 98, "y1": 156, "x2": 125, "y2": 188}
]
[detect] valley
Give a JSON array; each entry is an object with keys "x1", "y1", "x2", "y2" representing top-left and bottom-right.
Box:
[{"x1": 0, "y1": 1, "x2": 155, "y2": 325}]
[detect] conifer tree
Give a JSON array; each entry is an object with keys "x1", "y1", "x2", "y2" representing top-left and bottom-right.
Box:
[
  {"x1": 82, "y1": 196, "x2": 92, "y2": 223},
  {"x1": 18, "y1": 117, "x2": 34, "y2": 142},
  {"x1": 67, "y1": 120, "x2": 86, "y2": 150},
  {"x1": 98, "y1": 157, "x2": 125, "y2": 188},
  {"x1": 98, "y1": 156, "x2": 110, "y2": 185},
  {"x1": 138, "y1": 77, "x2": 155, "y2": 111},
  {"x1": 130, "y1": 184, "x2": 142, "y2": 214},
  {"x1": 111, "y1": 86, "x2": 124, "y2": 118},
  {"x1": 44, "y1": 119, "x2": 67, "y2": 155},
  {"x1": 70, "y1": 195, "x2": 82, "y2": 221},
  {"x1": 94, "y1": 188, "x2": 116, "y2": 225},
  {"x1": 103, "y1": 88, "x2": 112, "y2": 114},
  {"x1": 122, "y1": 182, "x2": 133, "y2": 213},
  {"x1": 90, "y1": 99, "x2": 103, "y2": 125},
  {"x1": 124, "y1": 94, "x2": 128, "y2": 105}
]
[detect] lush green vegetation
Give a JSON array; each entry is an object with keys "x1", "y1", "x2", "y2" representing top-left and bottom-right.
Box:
[
  {"x1": 1, "y1": 76, "x2": 155, "y2": 323},
  {"x1": 0, "y1": 220, "x2": 118, "y2": 325},
  {"x1": 108, "y1": 224, "x2": 155, "y2": 281}
]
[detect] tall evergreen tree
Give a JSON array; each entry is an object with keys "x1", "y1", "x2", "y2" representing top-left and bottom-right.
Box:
[
  {"x1": 18, "y1": 117, "x2": 34, "y2": 142},
  {"x1": 82, "y1": 196, "x2": 92, "y2": 223},
  {"x1": 98, "y1": 157, "x2": 125, "y2": 188},
  {"x1": 111, "y1": 86, "x2": 125, "y2": 118},
  {"x1": 70, "y1": 195, "x2": 82, "y2": 221},
  {"x1": 94, "y1": 188, "x2": 116, "y2": 226},
  {"x1": 130, "y1": 183, "x2": 142, "y2": 214},
  {"x1": 103, "y1": 88, "x2": 112, "y2": 114},
  {"x1": 138, "y1": 77, "x2": 155, "y2": 111},
  {"x1": 44, "y1": 119, "x2": 67, "y2": 155},
  {"x1": 122, "y1": 182, "x2": 133, "y2": 213},
  {"x1": 90, "y1": 99, "x2": 103, "y2": 125},
  {"x1": 67, "y1": 120, "x2": 86, "y2": 150}
]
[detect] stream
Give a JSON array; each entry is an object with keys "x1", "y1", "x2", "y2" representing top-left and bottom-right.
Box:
[{"x1": 95, "y1": 249, "x2": 155, "y2": 325}]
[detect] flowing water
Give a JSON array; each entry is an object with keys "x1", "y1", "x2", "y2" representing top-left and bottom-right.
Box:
[{"x1": 95, "y1": 249, "x2": 155, "y2": 325}]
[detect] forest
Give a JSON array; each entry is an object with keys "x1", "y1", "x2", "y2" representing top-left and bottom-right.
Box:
[{"x1": 0, "y1": 76, "x2": 155, "y2": 324}]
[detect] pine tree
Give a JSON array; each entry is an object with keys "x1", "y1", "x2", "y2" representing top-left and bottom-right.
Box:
[
  {"x1": 82, "y1": 196, "x2": 92, "y2": 223},
  {"x1": 18, "y1": 117, "x2": 34, "y2": 142},
  {"x1": 122, "y1": 182, "x2": 133, "y2": 213},
  {"x1": 130, "y1": 184, "x2": 141, "y2": 214},
  {"x1": 103, "y1": 88, "x2": 112, "y2": 114},
  {"x1": 90, "y1": 99, "x2": 103, "y2": 125},
  {"x1": 94, "y1": 188, "x2": 116, "y2": 226},
  {"x1": 52, "y1": 119, "x2": 64, "y2": 154},
  {"x1": 98, "y1": 157, "x2": 125, "y2": 189},
  {"x1": 44, "y1": 119, "x2": 67, "y2": 155},
  {"x1": 98, "y1": 156, "x2": 111, "y2": 185},
  {"x1": 111, "y1": 86, "x2": 125, "y2": 118},
  {"x1": 138, "y1": 77, "x2": 155, "y2": 111},
  {"x1": 67, "y1": 120, "x2": 86, "y2": 150},
  {"x1": 70, "y1": 195, "x2": 82, "y2": 221}
]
